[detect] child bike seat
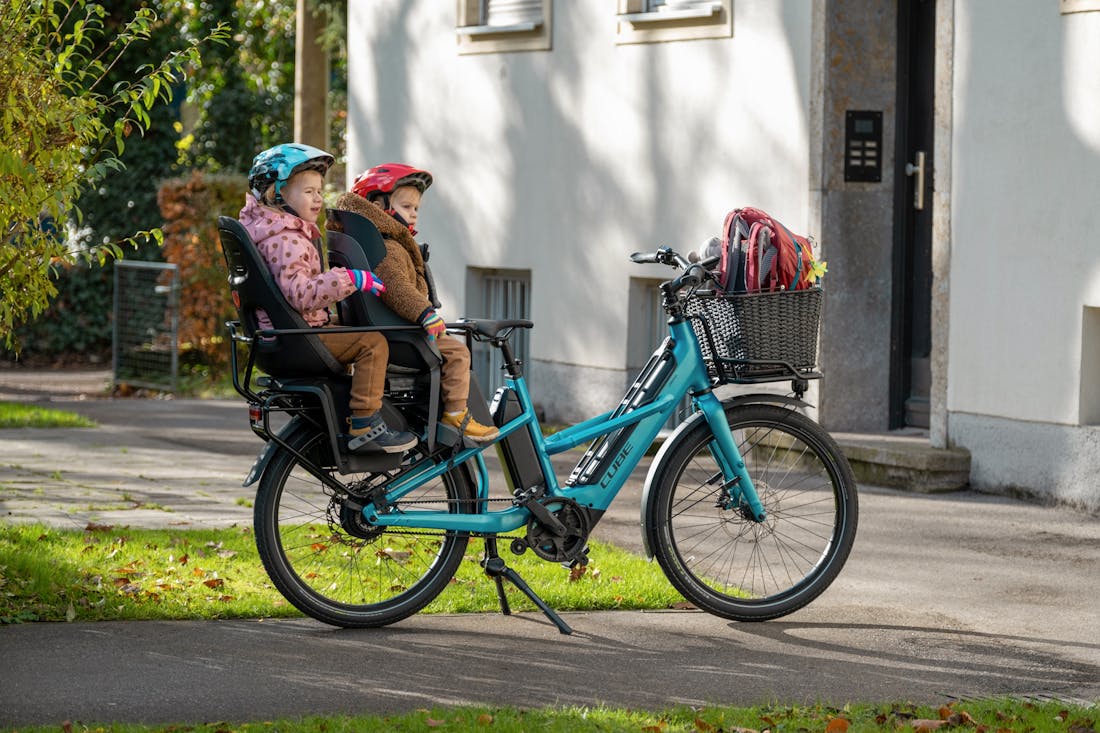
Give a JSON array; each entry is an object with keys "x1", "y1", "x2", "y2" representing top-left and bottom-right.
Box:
[
  {"x1": 325, "y1": 209, "x2": 443, "y2": 374},
  {"x1": 218, "y1": 216, "x2": 347, "y2": 379},
  {"x1": 327, "y1": 208, "x2": 450, "y2": 449}
]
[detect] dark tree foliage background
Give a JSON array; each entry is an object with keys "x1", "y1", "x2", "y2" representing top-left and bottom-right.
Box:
[
  {"x1": 12, "y1": 1, "x2": 198, "y2": 360},
  {"x1": 184, "y1": 0, "x2": 295, "y2": 174},
  {"x1": 9, "y1": 0, "x2": 346, "y2": 364}
]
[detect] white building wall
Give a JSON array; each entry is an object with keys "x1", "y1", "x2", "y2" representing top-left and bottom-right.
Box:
[
  {"x1": 346, "y1": 1, "x2": 814, "y2": 420},
  {"x1": 948, "y1": 1, "x2": 1100, "y2": 507}
]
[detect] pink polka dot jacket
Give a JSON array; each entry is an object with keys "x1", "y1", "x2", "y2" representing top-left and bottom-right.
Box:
[{"x1": 238, "y1": 194, "x2": 358, "y2": 330}]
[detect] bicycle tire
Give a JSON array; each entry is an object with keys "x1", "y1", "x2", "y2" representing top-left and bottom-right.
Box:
[
  {"x1": 254, "y1": 424, "x2": 475, "y2": 628},
  {"x1": 644, "y1": 402, "x2": 857, "y2": 621}
]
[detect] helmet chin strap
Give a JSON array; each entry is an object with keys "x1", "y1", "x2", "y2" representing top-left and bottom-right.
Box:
[
  {"x1": 387, "y1": 209, "x2": 417, "y2": 236},
  {"x1": 264, "y1": 189, "x2": 302, "y2": 219},
  {"x1": 373, "y1": 194, "x2": 417, "y2": 235}
]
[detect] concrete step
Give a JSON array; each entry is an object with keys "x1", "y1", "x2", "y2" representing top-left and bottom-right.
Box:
[{"x1": 833, "y1": 430, "x2": 970, "y2": 492}]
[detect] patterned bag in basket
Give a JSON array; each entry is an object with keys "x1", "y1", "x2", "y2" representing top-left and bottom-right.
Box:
[{"x1": 716, "y1": 207, "x2": 821, "y2": 294}]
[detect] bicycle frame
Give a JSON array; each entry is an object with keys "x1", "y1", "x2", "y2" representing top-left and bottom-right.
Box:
[{"x1": 359, "y1": 314, "x2": 767, "y2": 532}]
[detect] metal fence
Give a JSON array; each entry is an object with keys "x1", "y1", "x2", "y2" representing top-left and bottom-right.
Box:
[{"x1": 113, "y1": 261, "x2": 179, "y2": 391}]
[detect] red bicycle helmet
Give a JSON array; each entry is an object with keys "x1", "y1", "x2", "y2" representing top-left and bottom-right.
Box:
[{"x1": 352, "y1": 163, "x2": 433, "y2": 202}]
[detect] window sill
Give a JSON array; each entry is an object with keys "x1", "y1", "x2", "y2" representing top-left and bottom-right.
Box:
[
  {"x1": 617, "y1": 3, "x2": 721, "y2": 24},
  {"x1": 457, "y1": 21, "x2": 542, "y2": 36},
  {"x1": 615, "y1": 0, "x2": 731, "y2": 44},
  {"x1": 1061, "y1": 0, "x2": 1100, "y2": 13}
]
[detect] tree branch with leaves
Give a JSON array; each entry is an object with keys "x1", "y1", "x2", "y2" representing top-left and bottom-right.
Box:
[{"x1": 0, "y1": 0, "x2": 228, "y2": 348}]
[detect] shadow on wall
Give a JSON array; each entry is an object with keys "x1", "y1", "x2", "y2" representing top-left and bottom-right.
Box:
[{"x1": 356, "y1": 2, "x2": 810, "y2": 422}]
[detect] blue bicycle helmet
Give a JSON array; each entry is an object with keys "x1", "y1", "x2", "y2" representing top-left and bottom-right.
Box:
[{"x1": 248, "y1": 143, "x2": 335, "y2": 205}]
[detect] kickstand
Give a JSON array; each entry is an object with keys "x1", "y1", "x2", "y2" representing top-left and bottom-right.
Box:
[
  {"x1": 483, "y1": 538, "x2": 512, "y2": 616},
  {"x1": 482, "y1": 541, "x2": 573, "y2": 635}
]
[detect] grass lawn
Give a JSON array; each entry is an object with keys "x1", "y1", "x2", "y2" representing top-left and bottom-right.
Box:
[
  {"x1": 0, "y1": 523, "x2": 683, "y2": 623},
  {"x1": 0, "y1": 401, "x2": 96, "y2": 428},
  {"x1": 6, "y1": 699, "x2": 1096, "y2": 732}
]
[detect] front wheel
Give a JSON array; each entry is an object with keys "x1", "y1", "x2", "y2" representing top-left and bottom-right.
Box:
[
  {"x1": 644, "y1": 402, "x2": 857, "y2": 621},
  {"x1": 254, "y1": 424, "x2": 475, "y2": 628}
]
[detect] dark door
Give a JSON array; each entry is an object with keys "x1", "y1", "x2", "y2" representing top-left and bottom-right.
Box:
[{"x1": 891, "y1": 0, "x2": 936, "y2": 429}]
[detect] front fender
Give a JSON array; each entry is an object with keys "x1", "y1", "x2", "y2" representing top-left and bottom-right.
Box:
[{"x1": 638, "y1": 391, "x2": 811, "y2": 558}]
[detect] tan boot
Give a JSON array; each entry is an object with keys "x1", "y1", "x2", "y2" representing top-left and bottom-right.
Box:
[{"x1": 441, "y1": 408, "x2": 499, "y2": 443}]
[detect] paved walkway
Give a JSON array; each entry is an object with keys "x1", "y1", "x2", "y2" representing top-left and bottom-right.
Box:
[{"x1": 1, "y1": 368, "x2": 1098, "y2": 726}]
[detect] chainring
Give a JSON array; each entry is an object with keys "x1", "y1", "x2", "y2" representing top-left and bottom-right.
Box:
[{"x1": 525, "y1": 498, "x2": 590, "y2": 562}]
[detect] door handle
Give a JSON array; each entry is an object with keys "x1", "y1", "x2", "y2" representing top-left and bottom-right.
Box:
[{"x1": 905, "y1": 150, "x2": 926, "y2": 211}]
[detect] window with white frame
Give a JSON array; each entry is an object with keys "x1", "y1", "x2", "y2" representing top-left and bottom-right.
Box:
[
  {"x1": 468, "y1": 268, "x2": 531, "y2": 395},
  {"x1": 456, "y1": 0, "x2": 552, "y2": 54},
  {"x1": 616, "y1": 0, "x2": 732, "y2": 45}
]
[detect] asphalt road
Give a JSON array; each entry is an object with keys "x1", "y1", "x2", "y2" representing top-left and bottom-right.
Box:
[{"x1": 0, "y1": 374, "x2": 1098, "y2": 726}]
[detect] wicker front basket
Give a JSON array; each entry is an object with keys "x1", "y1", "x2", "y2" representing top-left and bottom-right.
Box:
[{"x1": 684, "y1": 287, "x2": 823, "y2": 383}]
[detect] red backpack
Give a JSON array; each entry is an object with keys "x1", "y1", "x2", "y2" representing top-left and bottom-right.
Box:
[{"x1": 717, "y1": 207, "x2": 818, "y2": 293}]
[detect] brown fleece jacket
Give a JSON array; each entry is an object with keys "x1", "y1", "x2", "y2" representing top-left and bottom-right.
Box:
[{"x1": 333, "y1": 192, "x2": 433, "y2": 323}]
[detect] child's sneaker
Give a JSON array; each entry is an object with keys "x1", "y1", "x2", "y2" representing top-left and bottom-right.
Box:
[
  {"x1": 441, "y1": 408, "x2": 499, "y2": 443},
  {"x1": 347, "y1": 413, "x2": 418, "y2": 454}
]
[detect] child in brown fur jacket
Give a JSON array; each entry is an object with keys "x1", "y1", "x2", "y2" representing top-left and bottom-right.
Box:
[{"x1": 334, "y1": 164, "x2": 498, "y2": 443}]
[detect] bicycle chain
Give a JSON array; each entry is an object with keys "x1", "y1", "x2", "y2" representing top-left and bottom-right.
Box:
[
  {"x1": 389, "y1": 496, "x2": 525, "y2": 540},
  {"x1": 335, "y1": 494, "x2": 527, "y2": 542}
]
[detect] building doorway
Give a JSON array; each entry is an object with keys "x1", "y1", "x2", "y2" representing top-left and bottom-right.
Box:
[{"x1": 891, "y1": 0, "x2": 936, "y2": 429}]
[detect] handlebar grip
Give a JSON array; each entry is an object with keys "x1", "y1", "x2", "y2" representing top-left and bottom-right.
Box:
[
  {"x1": 668, "y1": 263, "x2": 710, "y2": 292},
  {"x1": 630, "y1": 251, "x2": 658, "y2": 264},
  {"x1": 679, "y1": 269, "x2": 703, "y2": 289}
]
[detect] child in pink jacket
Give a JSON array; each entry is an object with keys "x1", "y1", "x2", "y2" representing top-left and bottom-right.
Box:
[{"x1": 241, "y1": 143, "x2": 416, "y2": 454}]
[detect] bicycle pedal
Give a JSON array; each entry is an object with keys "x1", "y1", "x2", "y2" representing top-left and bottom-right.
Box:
[{"x1": 566, "y1": 548, "x2": 590, "y2": 569}]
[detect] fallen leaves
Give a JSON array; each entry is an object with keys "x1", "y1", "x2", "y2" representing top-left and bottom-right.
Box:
[
  {"x1": 378, "y1": 547, "x2": 411, "y2": 563},
  {"x1": 36, "y1": 704, "x2": 1100, "y2": 732},
  {"x1": 2, "y1": 525, "x2": 268, "y2": 623},
  {"x1": 78, "y1": 534, "x2": 242, "y2": 609}
]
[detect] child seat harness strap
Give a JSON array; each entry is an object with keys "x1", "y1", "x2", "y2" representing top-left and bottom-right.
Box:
[{"x1": 347, "y1": 422, "x2": 387, "y2": 451}]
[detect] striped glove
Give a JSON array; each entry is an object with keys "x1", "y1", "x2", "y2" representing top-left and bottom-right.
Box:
[
  {"x1": 346, "y1": 269, "x2": 385, "y2": 296},
  {"x1": 418, "y1": 308, "x2": 447, "y2": 339}
]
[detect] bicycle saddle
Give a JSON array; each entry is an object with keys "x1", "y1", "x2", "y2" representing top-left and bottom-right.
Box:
[{"x1": 455, "y1": 318, "x2": 534, "y2": 340}]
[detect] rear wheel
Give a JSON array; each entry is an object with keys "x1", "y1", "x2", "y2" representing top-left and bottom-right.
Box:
[
  {"x1": 645, "y1": 403, "x2": 857, "y2": 621},
  {"x1": 254, "y1": 425, "x2": 474, "y2": 628}
]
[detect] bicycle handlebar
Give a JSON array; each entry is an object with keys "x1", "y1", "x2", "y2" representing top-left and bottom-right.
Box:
[{"x1": 630, "y1": 247, "x2": 719, "y2": 294}]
